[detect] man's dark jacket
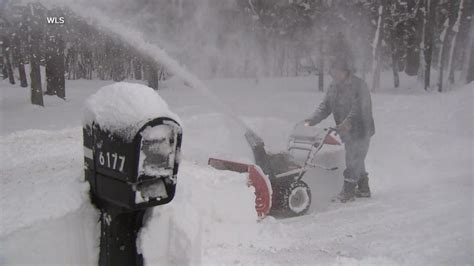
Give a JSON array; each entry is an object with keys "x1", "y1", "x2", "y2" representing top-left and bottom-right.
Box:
[{"x1": 309, "y1": 75, "x2": 375, "y2": 142}]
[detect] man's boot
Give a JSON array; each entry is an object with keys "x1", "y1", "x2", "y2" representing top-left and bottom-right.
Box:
[
  {"x1": 355, "y1": 175, "x2": 371, "y2": 198},
  {"x1": 335, "y1": 181, "x2": 356, "y2": 203}
]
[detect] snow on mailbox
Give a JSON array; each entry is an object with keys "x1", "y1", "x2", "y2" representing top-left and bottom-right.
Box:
[{"x1": 83, "y1": 82, "x2": 182, "y2": 211}]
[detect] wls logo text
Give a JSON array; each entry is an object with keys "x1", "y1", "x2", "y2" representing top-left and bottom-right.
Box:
[{"x1": 46, "y1": 17, "x2": 65, "y2": 24}]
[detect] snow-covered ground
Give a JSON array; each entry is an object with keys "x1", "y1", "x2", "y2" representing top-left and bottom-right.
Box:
[{"x1": 0, "y1": 76, "x2": 472, "y2": 265}]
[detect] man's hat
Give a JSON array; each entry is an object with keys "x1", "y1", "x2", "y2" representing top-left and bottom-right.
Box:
[{"x1": 329, "y1": 58, "x2": 351, "y2": 72}]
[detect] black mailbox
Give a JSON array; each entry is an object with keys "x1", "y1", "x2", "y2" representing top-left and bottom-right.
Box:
[
  {"x1": 84, "y1": 117, "x2": 182, "y2": 211},
  {"x1": 82, "y1": 83, "x2": 183, "y2": 266}
]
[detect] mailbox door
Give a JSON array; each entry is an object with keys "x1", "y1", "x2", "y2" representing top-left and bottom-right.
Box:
[{"x1": 93, "y1": 127, "x2": 137, "y2": 183}]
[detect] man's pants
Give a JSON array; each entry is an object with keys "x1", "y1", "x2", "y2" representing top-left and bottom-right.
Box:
[{"x1": 343, "y1": 137, "x2": 370, "y2": 183}]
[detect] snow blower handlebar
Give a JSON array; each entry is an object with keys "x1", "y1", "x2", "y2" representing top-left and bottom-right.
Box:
[{"x1": 289, "y1": 126, "x2": 341, "y2": 179}]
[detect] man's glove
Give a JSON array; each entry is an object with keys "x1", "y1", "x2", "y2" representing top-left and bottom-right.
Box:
[
  {"x1": 336, "y1": 119, "x2": 351, "y2": 133},
  {"x1": 304, "y1": 118, "x2": 317, "y2": 127}
]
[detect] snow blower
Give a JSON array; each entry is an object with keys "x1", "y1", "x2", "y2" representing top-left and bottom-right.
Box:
[{"x1": 208, "y1": 122, "x2": 341, "y2": 218}]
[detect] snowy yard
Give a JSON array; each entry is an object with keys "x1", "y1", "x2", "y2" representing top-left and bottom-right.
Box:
[{"x1": 0, "y1": 76, "x2": 472, "y2": 265}]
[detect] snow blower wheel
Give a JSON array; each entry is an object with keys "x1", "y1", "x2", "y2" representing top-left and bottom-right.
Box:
[{"x1": 273, "y1": 180, "x2": 311, "y2": 217}]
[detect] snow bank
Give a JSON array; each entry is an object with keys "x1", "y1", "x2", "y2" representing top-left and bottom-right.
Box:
[
  {"x1": 333, "y1": 256, "x2": 400, "y2": 265},
  {"x1": 84, "y1": 82, "x2": 180, "y2": 141},
  {"x1": 139, "y1": 163, "x2": 253, "y2": 265},
  {"x1": 0, "y1": 126, "x2": 274, "y2": 265},
  {"x1": 1, "y1": 78, "x2": 472, "y2": 265},
  {"x1": 0, "y1": 125, "x2": 291, "y2": 265},
  {"x1": 0, "y1": 128, "x2": 90, "y2": 237},
  {"x1": 0, "y1": 128, "x2": 100, "y2": 265},
  {"x1": 139, "y1": 162, "x2": 297, "y2": 265},
  {"x1": 1, "y1": 204, "x2": 99, "y2": 265}
]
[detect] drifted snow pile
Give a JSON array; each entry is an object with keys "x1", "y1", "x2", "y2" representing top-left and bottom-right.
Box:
[
  {"x1": 1, "y1": 82, "x2": 285, "y2": 265},
  {"x1": 0, "y1": 128, "x2": 99, "y2": 265},
  {"x1": 0, "y1": 128, "x2": 89, "y2": 237},
  {"x1": 139, "y1": 162, "x2": 299, "y2": 265},
  {"x1": 0, "y1": 125, "x2": 265, "y2": 265},
  {"x1": 83, "y1": 82, "x2": 181, "y2": 141},
  {"x1": 139, "y1": 164, "x2": 255, "y2": 265}
]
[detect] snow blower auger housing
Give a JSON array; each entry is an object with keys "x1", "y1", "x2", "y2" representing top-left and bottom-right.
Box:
[{"x1": 208, "y1": 124, "x2": 341, "y2": 218}]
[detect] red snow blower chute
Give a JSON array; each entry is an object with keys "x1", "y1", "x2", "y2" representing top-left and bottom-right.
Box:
[{"x1": 208, "y1": 123, "x2": 341, "y2": 218}]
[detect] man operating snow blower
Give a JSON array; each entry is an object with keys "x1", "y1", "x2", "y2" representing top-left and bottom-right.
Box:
[{"x1": 304, "y1": 59, "x2": 375, "y2": 202}]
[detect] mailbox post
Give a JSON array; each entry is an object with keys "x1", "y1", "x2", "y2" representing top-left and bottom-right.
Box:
[{"x1": 83, "y1": 84, "x2": 182, "y2": 266}]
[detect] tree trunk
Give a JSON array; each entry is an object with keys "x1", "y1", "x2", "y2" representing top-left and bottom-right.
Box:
[
  {"x1": 3, "y1": 37, "x2": 15, "y2": 85},
  {"x1": 405, "y1": 4, "x2": 424, "y2": 77},
  {"x1": 467, "y1": 44, "x2": 474, "y2": 83},
  {"x1": 66, "y1": 46, "x2": 75, "y2": 80},
  {"x1": 83, "y1": 50, "x2": 93, "y2": 80},
  {"x1": 147, "y1": 62, "x2": 159, "y2": 90},
  {"x1": 11, "y1": 26, "x2": 28, "y2": 88},
  {"x1": 18, "y1": 63, "x2": 28, "y2": 87},
  {"x1": 318, "y1": 35, "x2": 324, "y2": 92},
  {"x1": 391, "y1": 42, "x2": 400, "y2": 88},
  {"x1": 447, "y1": 0, "x2": 465, "y2": 85},
  {"x1": 405, "y1": 30, "x2": 421, "y2": 76},
  {"x1": 133, "y1": 57, "x2": 142, "y2": 80},
  {"x1": 45, "y1": 44, "x2": 55, "y2": 95},
  {"x1": 418, "y1": 0, "x2": 427, "y2": 84},
  {"x1": 45, "y1": 34, "x2": 66, "y2": 99},
  {"x1": 464, "y1": 13, "x2": 474, "y2": 83},
  {"x1": 30, "y1": 35, "x2": 44, "y2": 106},
  {"x1": 28, "y1": 4, "x2": 44, "y2": 107},
  {"x1": 111, "y1": 46, "x2": 125, "y2": 82},
  {"x1": 371, "y1": 1, "x2": 384, "y2": 92},
  {"x1": 423, "y1": 0, "x2": 437, "y2": 90},
  {"x1": 438, "y1": 18, "x2": 452, "y2": 92},
  {"x1": 11, "y1": 32, "x2": 23, "y2": 88},
  {"x1": 389, "y1": 2, "x2": 400, "y2": 89},
  {"x1": 6, "y1": 56, "x2": 15, "y2": 85},
  {"x1": 2, "y1": 63, "x2": 7, "y2": 79}
]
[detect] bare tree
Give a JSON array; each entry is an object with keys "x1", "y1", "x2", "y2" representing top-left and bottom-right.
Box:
[
  {"x1": 386, "y1": 0, "x2": 401, "y2": 88},
  {"x1": 13, "y1": 25, "x2": 28, "y2": 88},
  {"x1": 447, "y1": 0, "x2": 465, "y2": 85},
  {"x1": 108, "y1": 39, "x2": 125, "y2": 82},
  {"x1": 147, "y1": 61, "x2": 159, "y2": 90},
  {"x1": 133, "y1": 57, "x2": 142, "y2": 80},
  {"x1": 465, "y1": 16, "x2": 474, "y2": 83},
  {"x1": 318, "y1": 34, "x2": 324, "y2": 92},
  {"x1": 45, "y1": 8, "x2": 66, "y2": 99},
  {"x1": 45, "y1": 33, "x2": 66, "y2": 98},
  {"x1": 28, "y1": 3, "x2": 44, "y2": 106},
  {"x1": 422, "y1": 0, "x2": 438, "y2": 90},
  {"x1": 2, "y1": 35, "x2": 15, "y2": 85},
  {"x1": 371, "y1": 0, "x2": 385, "y2": 92}
]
